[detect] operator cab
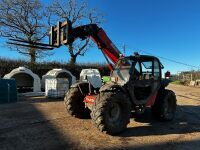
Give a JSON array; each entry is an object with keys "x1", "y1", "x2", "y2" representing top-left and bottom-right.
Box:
[
  {"x1": 111, "y1": 54, "x2": 164, "y2": 106},
  {"x1": 112, "y1": 55, "x2": 163, "y2": 82}
]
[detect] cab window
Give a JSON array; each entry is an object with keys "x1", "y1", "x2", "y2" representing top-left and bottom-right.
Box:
[
  {"x1": 141, "y1": 61, "x2": 153, "y2": 80},
  {"x1": 154, "y1": 60, "x2": 161, "y2": 80}
]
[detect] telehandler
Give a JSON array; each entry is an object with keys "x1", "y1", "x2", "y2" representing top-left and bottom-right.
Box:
[{"x1": 9, "y1": 20, "x2": 176, "y2": 135}]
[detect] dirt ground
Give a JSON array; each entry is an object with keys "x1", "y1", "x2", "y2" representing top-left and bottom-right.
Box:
[{"x1": 0, "y1": 84, "x2": 199, "y2": 150}]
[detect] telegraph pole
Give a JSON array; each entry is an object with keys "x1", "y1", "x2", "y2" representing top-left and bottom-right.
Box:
[{"x1": 123, "y1": 44, "x2": 126, "y2": 56}]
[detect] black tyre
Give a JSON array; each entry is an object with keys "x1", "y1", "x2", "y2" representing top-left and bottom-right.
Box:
[
  {"x1": 91, "y1": 91, "x2": 131, "y2": 135},
  {"x1": 152, "y1": 89, "x2": 177, "y2": 121},
  {"x1": 64, "y1": 86, "x2": 90, "y2": 118}
]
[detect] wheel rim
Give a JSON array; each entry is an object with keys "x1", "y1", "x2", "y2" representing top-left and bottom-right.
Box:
[{"x1": 108, "y1": 103, "x2": 121, "y2": 122}]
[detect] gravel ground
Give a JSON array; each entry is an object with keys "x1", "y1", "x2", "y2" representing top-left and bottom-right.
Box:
[{"x1": 0, "y1": 84, "x2": 199, "y2": 150}]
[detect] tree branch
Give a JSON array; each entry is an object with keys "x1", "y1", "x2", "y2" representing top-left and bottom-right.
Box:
[{"x1": 0, "y1": 0, "x2": 51, "y2": 62}]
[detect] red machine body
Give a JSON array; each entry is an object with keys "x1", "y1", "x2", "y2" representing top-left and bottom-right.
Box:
[{"x1": 90, "y1": 29, "x2": 121, "y2": 64}]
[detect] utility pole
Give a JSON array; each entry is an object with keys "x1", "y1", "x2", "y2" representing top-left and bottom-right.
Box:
[{"x1": 123, "y1": 44, "x2": 126, "y2": 56}]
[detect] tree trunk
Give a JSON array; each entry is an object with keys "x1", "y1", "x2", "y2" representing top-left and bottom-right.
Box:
[
  {"x1": 68, "y1": 44, "x2": 77, "y2": 67},
  {"x1": 30, "y1": 48, "x2": 36, "y2": 64},
  {"x1": 69, "y1": 56, "x2": 77, "y2": 66},
  {"x1": 30, "y1": 55, "x2": 36, "y2": 64}
]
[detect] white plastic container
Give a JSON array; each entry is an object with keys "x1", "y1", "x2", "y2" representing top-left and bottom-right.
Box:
[
  {"x1": 42, "y1": 69, "x2": 76, "y2": 90},
  {"x1": 80, "y1": 69, "x2": 102, "y2": 88},
  {"x1": 45, "y1": 78, "x2": 69, "y2": 98},
  {"x1": 4, "y1": 66, "x2": 41, "y2": 92}
]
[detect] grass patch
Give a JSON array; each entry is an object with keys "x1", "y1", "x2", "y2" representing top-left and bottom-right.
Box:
[{"x1": 171, "y1": 80, "x2": 182, "y2": 85}]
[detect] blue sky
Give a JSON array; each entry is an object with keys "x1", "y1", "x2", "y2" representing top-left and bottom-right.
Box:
[{"x1": 0, "y1": 0, "x2": 200, "y2": 74}]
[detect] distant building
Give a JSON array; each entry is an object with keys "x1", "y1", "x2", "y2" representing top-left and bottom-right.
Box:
[{"x1": 176, "y1": 71, "x2": 200, "y2": 81}]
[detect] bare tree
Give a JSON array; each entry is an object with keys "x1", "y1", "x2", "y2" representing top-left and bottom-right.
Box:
[
  {"x1": 48, "y1": 0, "x2": 104, "y2": 66},
  {"x1": 0, "y1": 0, "x2": 52, "y2": 63}
]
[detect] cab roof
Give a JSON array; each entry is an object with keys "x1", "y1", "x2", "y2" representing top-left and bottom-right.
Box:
[{"x1": 124, "y1": 54, "x2": 164, "y2": 69}]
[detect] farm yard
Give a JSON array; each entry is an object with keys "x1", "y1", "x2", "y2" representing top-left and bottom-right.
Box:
[
  {"x1": 0, "y1": 84, "x2": 199, "y2": 150},
  {"x1": 0, "y1": 0, "x2": 200, "y2": 150}
]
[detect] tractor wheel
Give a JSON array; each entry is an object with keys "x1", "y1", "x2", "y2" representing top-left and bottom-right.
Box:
[
  {"x1": 64, "y1": 87, "x2": 90, "y2": 118},
  {"x1": 91, "y1": 91, "x2": 131, "y2": 135},
  {"x1": 152, "y1": 89, "x2": 177, "y2": 121}
]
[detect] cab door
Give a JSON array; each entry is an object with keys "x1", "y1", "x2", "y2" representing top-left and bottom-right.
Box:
[{"x1": 129, "y1": 57, "x2": 161, "y2": 106}]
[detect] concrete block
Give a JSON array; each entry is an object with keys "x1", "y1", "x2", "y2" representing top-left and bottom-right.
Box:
[{"x1": 189, "y1": 81, "x2": 195, "y2": 86}]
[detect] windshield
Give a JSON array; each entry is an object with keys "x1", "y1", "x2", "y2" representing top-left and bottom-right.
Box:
[
  {"x1": 115, "y1": 57, "x2": 132, "y2": 69},
  {"x1": 111, "y1": 57, "x2": 133, "y2": 85},
  {"x1": 142, "y1": 61, "x2": 152, "y2": 69}
]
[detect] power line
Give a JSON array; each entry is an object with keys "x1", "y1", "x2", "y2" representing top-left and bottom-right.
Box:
[
  {"x1": 115, "y1": 43, "x2": 199, "y2": 69},
  {"x1": 138, "y1": 49, "x2": 200, "y2": 69},
  {"x1": 122, "y1": 44, "x2": 200, "y2": 69}
]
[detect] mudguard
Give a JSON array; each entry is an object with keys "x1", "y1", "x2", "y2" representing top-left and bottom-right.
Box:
[
  {"x1": 71, "y1": 81, "x2": 90, "y2": 88},
  {"x1": 161, "y1": 79, "x2": 170, "y2": 88},
  {"x1": 70, "y1": 81, "x2": 95, "y2": 94},
  {"x1": 99, "y1": 82, "x2": 126, "y2": 93}
]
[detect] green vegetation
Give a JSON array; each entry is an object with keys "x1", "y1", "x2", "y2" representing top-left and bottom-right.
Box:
[
  {"x1": 171, "y1": 80, "x2": 182, "y2": 85},
  {"x1": 0, "y1": 58, "x2": 110, "y2": 79},
  {"x1": 171, "y1": 80, "x2": 190, "y2": 86}
]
